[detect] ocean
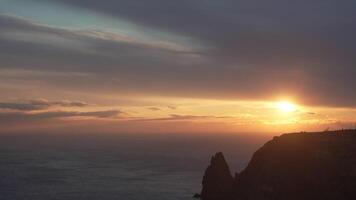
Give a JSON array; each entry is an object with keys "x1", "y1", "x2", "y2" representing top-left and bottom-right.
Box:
[{"x1": 0, "y1": 133, "x2": 270, "y2": 200}]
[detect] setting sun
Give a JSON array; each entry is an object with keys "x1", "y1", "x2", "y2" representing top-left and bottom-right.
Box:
[{"x1": 276, "y1": 101, "x2": 297, "y2": 113}]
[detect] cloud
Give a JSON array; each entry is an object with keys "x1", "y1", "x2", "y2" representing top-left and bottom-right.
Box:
[
  {"x1": 0, "y1": 99, "x2": 88, "y2": 111},
  {"x1": 0, "y1": 102, "x2": 45, "y2": 111},
  {"x1": 137, "y1": 114, "x2": 232, "y2": 122},
  {"x1": 147, "y1": 107, "x2": 161, "y2": 111},
  {"x1": 167, "y1": 106, "x2": 177, "y2": 110},
  {"x1": 0, "y1": 110, "x2": 121, "y2": 124},
  {"x1": 46, "y1": 0, "x2": 356, "y2": 66},
  {"x1": 0, "y1": 98, "x2": 121, "y2": 126},
  {"x1": 30, "y1": 99, "x2": 89, "y2": 107},
  {"x1": 1, "y1": 8, "x2": 356, "y2": 108}
]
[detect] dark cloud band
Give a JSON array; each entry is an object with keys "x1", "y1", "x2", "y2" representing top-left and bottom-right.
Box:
[
  {"x1": 0, "y1": 99, "x2": 88, "y2": 111},
  {"x1": 0, "y1": 110, "x2": 121, "y2": 124}
]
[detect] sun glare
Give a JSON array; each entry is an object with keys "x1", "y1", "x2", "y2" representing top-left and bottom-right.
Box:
[{"x1": 276, "y1": 101, "x2": 297, "y2": 113}]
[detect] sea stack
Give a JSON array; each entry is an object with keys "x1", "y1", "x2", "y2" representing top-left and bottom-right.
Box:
[{"x1": 200, "y1": 152, "x2": 234, "y2": 200}]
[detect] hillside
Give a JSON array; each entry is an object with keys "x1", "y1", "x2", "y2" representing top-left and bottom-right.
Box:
[{"x1": 197, "y1": 130, "x2": 356, "y2": 200}]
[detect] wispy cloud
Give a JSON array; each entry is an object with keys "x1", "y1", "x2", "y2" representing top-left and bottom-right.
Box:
[
  {"x1": 0, "y1": 110, "x2": 121, "y2": 124},
  {"x1": 147, "y1": 107, "x2": 161, "y2": 111},
  {"x1": 0, "y1": 99, "x2": 88, "y2": 111},
  {"x1": 136, "y1": 114, "x2": 233, "y2": 122},
  {"x1": 167, "y1": 105, "x2": 177, "y2": 110}
]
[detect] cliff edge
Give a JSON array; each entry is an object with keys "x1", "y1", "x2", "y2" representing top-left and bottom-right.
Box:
[{"x1": 197, "y1": 130, "x2": 356, "y2": 200}]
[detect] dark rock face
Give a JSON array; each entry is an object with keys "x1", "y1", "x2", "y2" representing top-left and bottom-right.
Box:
[
  {"x1": 200, "y1": 152, "x2": 234, "y2": 200},
  {"x1": 199, "y1": 130, "x2": 356, "y2": 200}
]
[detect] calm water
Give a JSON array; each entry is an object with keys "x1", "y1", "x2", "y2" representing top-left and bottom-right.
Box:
[{"x1": 0, "y1": 133, "x2": 270, "y2": 200}]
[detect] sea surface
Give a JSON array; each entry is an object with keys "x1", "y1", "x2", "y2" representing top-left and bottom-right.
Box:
[{"x1": 0, "y1": 133, "x2": 271, "y2": 200}]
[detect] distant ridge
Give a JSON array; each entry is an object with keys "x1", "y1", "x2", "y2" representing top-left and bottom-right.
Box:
[{"x1": 196, "y1": 130, "x2": 356, "y2": 200}]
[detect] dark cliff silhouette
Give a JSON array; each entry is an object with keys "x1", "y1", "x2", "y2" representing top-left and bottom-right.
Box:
[
  {"x1": 196, "y1": 130, "x2": 356, "y2": 200},
  {"x1": 200, "y1": 152, "x2": 234, "y2": 200}
]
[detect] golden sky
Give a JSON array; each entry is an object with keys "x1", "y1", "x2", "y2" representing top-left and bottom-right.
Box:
[{"x1": 1, "y1": 94, "x2": 355, "y2": 134}]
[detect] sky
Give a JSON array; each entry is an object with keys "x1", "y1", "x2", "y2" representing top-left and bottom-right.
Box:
[{"x1": 1, "y1": 0, "x2": 356, "y2": 134}]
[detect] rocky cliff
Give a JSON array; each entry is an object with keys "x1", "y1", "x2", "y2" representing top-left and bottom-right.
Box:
[
  {"x1": 197, "y1": 130, "x2": 356, "y2": 200},
  {"x1": 200, "y1": 152, "x2": 234, "y2": 200}
]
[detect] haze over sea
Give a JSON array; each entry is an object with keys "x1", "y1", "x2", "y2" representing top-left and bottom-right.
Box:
[{"x1": 0, "y1": 133, "x2": 269, "y2": 200}]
